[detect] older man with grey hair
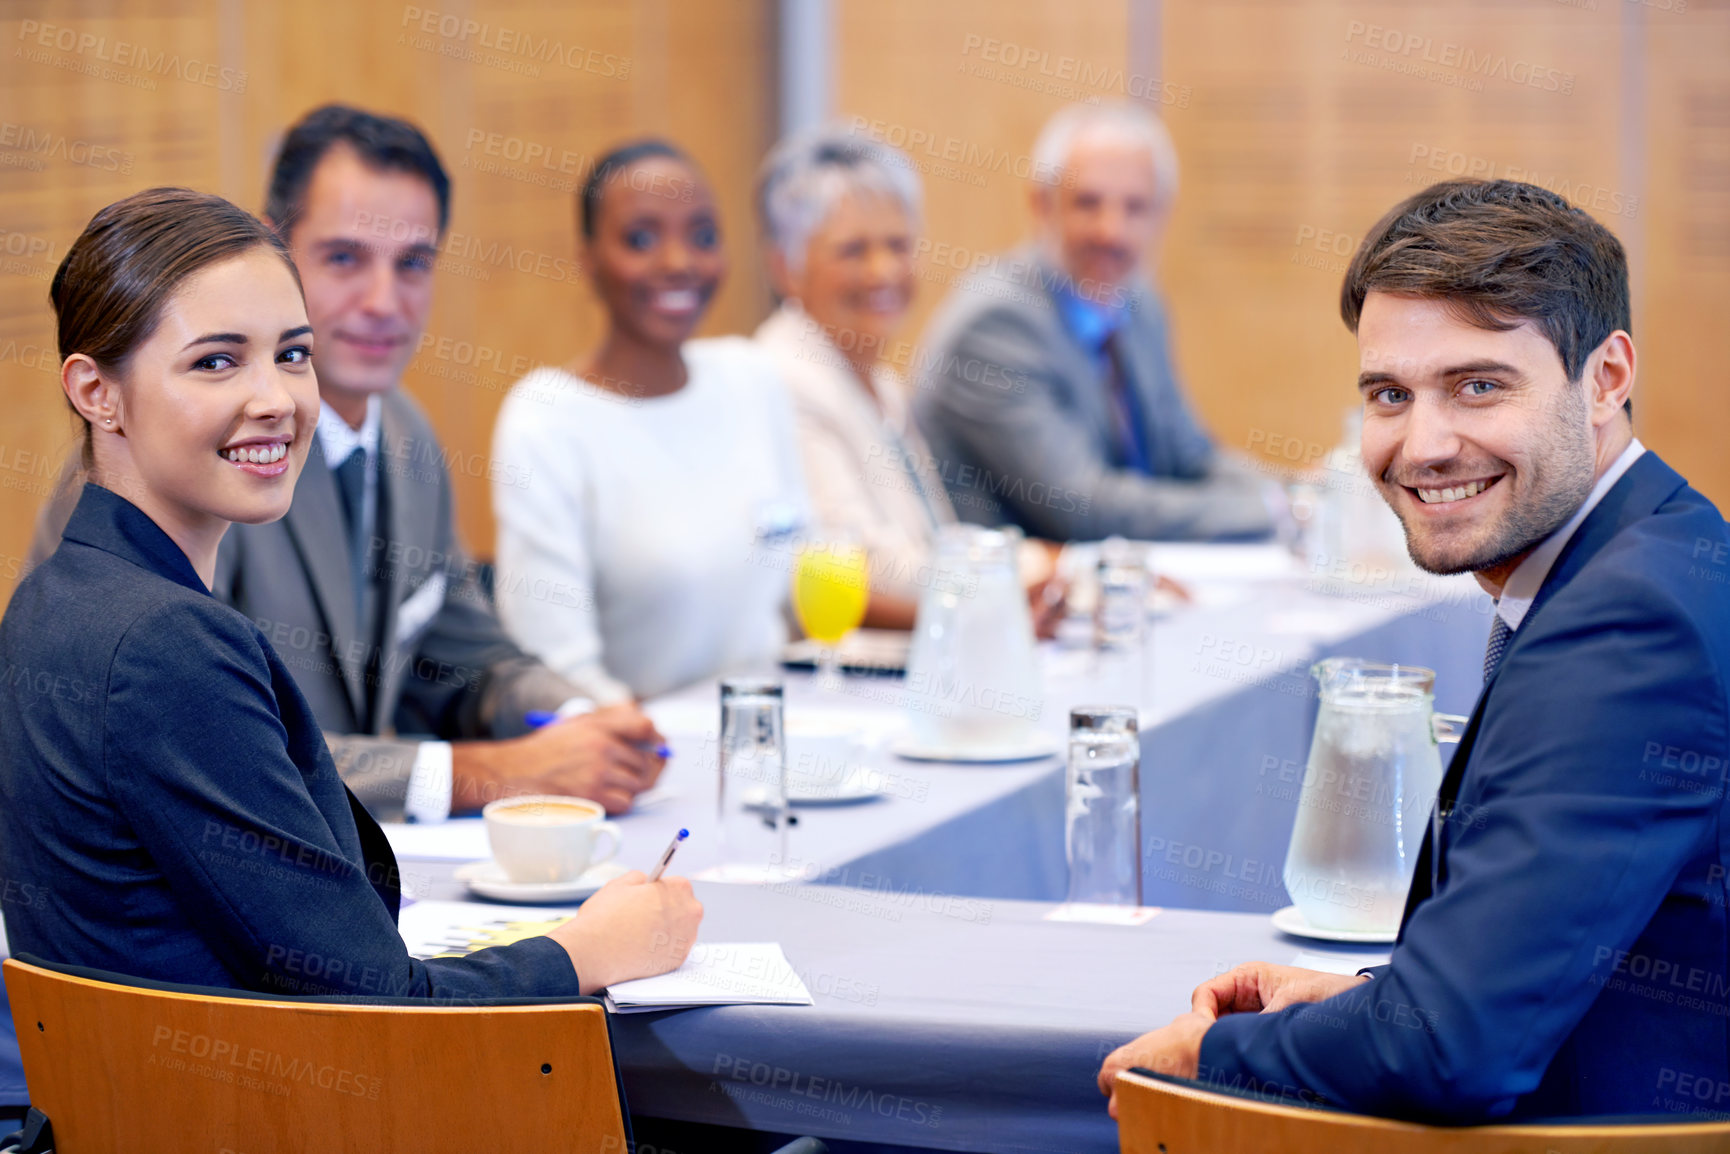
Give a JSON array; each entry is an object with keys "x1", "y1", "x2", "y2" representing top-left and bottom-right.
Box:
[{"x1": 912, "y1": 102, "x2": 1277, "y2": 541}]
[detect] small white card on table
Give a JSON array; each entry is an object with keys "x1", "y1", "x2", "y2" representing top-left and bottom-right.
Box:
[{"x1": 1043, "y1": 903, "x2": 1162, "y2": 926}]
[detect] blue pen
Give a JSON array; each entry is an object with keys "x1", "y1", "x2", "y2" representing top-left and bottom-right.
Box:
[
  {"x1": 524, "y1": 710, "x2": 672, "y2": 759},
  {"x1": 648, "y1": 828, "x2": 688, "y2": 882}
]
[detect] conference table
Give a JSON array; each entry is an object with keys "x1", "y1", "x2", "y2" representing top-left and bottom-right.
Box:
[
  {"x1": 0, "y1": 546, "x2": 1490, "y2": 1146},
  {"x1": 382, "y1": 546, "x2": 1492, "y2": 1153}
]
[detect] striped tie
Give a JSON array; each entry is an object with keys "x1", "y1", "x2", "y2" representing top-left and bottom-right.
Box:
[{"x1": 1483, "y1": 615, "x2": 1513, "y2": 685}]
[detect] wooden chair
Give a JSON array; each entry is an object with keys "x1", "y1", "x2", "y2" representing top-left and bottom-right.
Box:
[
  {"x1": 1115, "y1": 1067, "x2": 1730, "y2": 1154},
  {"x1": 1, "y1": 955, "x2": 822, "y2": 1153}
]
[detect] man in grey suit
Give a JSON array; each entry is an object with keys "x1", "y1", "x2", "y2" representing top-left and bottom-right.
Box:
[
  {"x1": 913, "y1": 103, "x2": 1278, "y2": 542},
  {"x1": 29, "y1": 105, "x2": 666, "y2": 823}
]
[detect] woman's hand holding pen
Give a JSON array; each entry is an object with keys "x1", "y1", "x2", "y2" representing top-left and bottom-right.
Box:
[
  {"x1": 551, "y1": 868, "x2": 703, "y2": 995},
  {"x1": 449, "y1": 703, "x2": 669, "y2": 815}
]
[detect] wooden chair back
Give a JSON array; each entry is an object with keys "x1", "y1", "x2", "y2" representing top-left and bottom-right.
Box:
[
  {"x1": 1115, "y1": 1068, "x2": 1730, "y2": 1154},
  {"x1": 4, "y1": 957, "x2": 630, "y2": 1152}
]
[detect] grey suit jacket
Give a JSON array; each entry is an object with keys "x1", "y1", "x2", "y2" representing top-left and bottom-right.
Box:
[
  {"x1": 27, "y1": 390, "x2": 578, "y2": 821},
  {"x1": 911, "y1": 245, "x2": 1275, "y2": 541}
]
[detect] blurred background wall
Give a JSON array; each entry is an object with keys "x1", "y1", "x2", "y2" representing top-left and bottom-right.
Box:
[{"x1": 1, "y1": 0, "x2": 1725, "y2": 605}]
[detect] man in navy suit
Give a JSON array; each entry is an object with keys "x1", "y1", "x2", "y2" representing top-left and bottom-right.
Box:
[{"x1": 1099, "y1": 179, "x2": 1730, "y2": 1122}]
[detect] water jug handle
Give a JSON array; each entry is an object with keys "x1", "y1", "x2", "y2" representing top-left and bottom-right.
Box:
[{"x1": 1432, "y1": 712, "x2": 1469, "y2": 745}]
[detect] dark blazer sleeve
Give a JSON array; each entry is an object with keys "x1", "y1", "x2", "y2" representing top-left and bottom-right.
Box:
[
  {"x1": 1198, "y1": 564, "x2": 1729, "y2": 1120},
  {"x1": 923, "y1": 305, "x2": 1274, "y2": 542},
  {"x1": 103, "y1": 598, "x2": 581, "y2": 1000}
]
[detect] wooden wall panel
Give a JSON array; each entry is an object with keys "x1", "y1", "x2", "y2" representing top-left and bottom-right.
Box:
[
  {"x1": 0, "y1": 0, "x2": 774, "y2": 603},
  {"x1": 3, "y1": 1, "x2": 1726, "y2": 609},
  {"x1": 1160, "y1": 0, "x2": 1633, "y2": 485},
  {"x1": 834, "y1": 0, "x2": 1136, "y2": 351},
  {"x1": 1638, "y1": 2, "x2": 1730, "y2": 507},
  {"x1": 0, "y1": 2, "x2": 236, "y2": 592},
  {"x1": 836, "y1": 0, "x2": 1729, "y2": 510}
]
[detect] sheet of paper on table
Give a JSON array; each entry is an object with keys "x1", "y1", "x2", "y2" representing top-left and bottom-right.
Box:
[
  {"x1": 398, "y1": 899, "x2": 578, "y2": 960},
  {"x1": 382, "y1": 818, "x2": 491, "y2": 862},
  {"x1": 603, "y1": 942, "x2": 814, "y2": 1014}
]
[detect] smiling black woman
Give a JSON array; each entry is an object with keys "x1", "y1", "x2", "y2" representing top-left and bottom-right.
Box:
[{"x1": 489, "y1": 138, "x2": 810, "y2": 706}]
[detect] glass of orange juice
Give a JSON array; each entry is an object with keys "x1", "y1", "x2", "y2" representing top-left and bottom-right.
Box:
[{"x1": 793, "y1": 534, "x2": 870, "y2": 689}]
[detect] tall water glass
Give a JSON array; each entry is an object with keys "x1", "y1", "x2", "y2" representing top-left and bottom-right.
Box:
[
  {"x1": 1093, "y1": 537, "x2": 1148, "y2": 707},
  {"x1": 718, "y1": 677, "x2": 789, "y2": 872},
  {"x1": 1093, "y1": 538, "x2": 1146, "y2": 649},
  {"x1": 1066, "y1": 706, "x2": 1143, "y2": 906}
]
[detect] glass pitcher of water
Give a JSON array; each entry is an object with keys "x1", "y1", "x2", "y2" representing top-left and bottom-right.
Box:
[
  {"x1": 903, "y1": 525, "x2": 1041, "y2": 751},
  {"x1": 1282, "y1": 658, "x2": 1466, "y2": 934}
]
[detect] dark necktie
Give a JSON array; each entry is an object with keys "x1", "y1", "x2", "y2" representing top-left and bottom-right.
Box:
[
  {"x1": 1483, "y1": 614, "x2": 1513, "y2": 685},
  {"x1": 333, "y1": 447, "x2": 369, "y2": 612},
  {"x1": 335, "y1": 445, "x2": 390, "y2": 729},
  {"x1": 1102, "y1": 335, "x2": 1153, "y2": 476}
]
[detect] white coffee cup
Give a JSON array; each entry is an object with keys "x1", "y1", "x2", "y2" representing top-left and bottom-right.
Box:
[{"x1": 482, "y1": 795, "x2": 622, "y2": 884}]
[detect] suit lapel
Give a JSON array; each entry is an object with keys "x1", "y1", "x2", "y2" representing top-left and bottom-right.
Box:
[
  {"x1": 283, "y1": 437, "x2": 368, "y2": 720},
  {"x1": 1399, "y1": 697, "x2": 1489, "y2": 929},
  {"x1": 372, "y1": 396, "x2": 441, "y2": 719},
  {"x1": 1518, "y1": 452, "x2": 1686, "y2": 636}
]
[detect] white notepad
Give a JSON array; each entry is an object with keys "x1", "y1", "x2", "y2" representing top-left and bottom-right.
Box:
[{"x1": 603, "y1": 942, "x2": 814, "y2": 1014}]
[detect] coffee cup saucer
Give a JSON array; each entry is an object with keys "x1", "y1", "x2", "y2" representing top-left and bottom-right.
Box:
[
  {"x1": 455, "y1": 859, "x2": 632, "y2": 904},
  {"x1": 889, "y1": 735, "x2": 1059, "y2": 763}
]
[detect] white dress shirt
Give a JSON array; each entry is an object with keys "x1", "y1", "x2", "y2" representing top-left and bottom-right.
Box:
[
  {"x1": 1494, "y1": 437, "x2": 1646, "y2": 631},
  {"x1": 755, "y1": 303, "x2": 957, "y2": 602},
  {"x1": 491, "y1": 337, "x2": 810, "y2": 703}
]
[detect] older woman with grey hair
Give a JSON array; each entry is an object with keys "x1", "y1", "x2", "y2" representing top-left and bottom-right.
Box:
[{"x1": 753, "y1": 127, "x2": 961, "y2": 630}]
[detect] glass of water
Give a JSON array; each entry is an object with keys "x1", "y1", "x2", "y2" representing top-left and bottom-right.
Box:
[
  {"x1": 1093, "y1": 538, "x2": 1147, "y2": 651},
  {"x1": 717, "y1": 677, "x2": 791, "y2": 878},
  {"x1": 1066, "y1": 705, "x2": 1143, "y2": 907},
  {"x1": 1093, "y1": 538, "x2": 1148, "y2": 708}
]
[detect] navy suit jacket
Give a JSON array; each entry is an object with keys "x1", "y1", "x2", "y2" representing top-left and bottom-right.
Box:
[
  {"x1": 0, "y1": 485, "x2": 580, "y2": 1000},
  {"x1": 1201, "y1": 452, "x2": 1730, "y2": 1121}
]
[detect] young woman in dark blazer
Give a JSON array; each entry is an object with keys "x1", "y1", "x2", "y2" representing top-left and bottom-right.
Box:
[{"x1": 0, "y1": 188, "x2": 700, "y2": 999}]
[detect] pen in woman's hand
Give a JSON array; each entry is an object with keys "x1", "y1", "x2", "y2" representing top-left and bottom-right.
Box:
[{"x1": 648, "y1": 828, "x2": 688, "y2": 882}]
